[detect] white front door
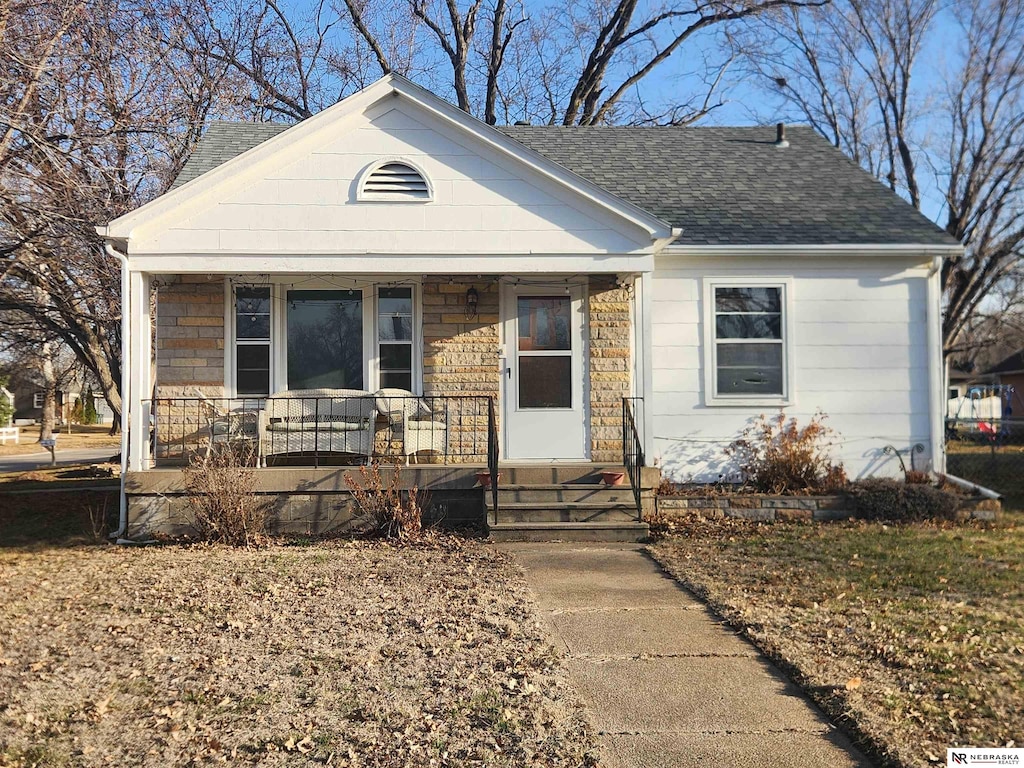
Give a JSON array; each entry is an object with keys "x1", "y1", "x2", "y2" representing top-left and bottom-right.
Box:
[{"x1": 502, "y1": 284, "x2": 588, "y2": 460}]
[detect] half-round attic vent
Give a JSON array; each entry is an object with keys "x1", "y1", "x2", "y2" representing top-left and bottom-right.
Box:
[{"x1": 358, "y1": 160, "x2": 432, "y2": 201}]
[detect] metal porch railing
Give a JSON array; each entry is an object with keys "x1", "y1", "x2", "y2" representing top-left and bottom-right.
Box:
[{"x1": 622, "y1": 397, "x2": 645, "y2": 520}]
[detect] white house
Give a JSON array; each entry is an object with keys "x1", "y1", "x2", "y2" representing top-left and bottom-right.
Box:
[{"x1": 99, "y1": 74, "x2": 960, "y2": 539}]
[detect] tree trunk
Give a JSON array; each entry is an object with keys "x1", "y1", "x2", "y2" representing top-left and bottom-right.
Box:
[{"x1": 38, "y1": 346, "x2": 56, "y2": 442}]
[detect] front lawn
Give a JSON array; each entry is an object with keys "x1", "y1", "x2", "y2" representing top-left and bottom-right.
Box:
[
  {"x1": 0, "y1": 540, "x2": 596, "y2": 766},
  {"x1": 649, "y1": 517, "x2": 1023, "y2": 768}
]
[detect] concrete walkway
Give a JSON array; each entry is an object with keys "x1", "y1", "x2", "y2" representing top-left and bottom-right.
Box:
[{"x1": 500, "y1": 543, "x2": 874, "y2": 768}]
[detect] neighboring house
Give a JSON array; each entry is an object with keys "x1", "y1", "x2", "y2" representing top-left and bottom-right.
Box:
[
  {"x1": 100, "y1": 74, "x2": 960, "y2": 538},
  {"x1": 947, "y1": 367, "x2": 988, "y2": 400},
  {"x1": 2, "y1": 370, "x2": 113, "y2": 425},
  {"x1": 4, "y1": 372, "x2": 64, "y2": 423}
]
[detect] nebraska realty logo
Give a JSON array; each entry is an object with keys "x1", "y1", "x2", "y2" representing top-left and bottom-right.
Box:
[{"x1": 948, "y1": 748, "x2": 1023, "y2": 766}]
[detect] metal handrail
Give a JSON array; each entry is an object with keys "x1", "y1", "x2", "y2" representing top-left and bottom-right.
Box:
[
  {"x1": 487, "y1": 396, "x2": 500, "y2": 521},
  {"x1": 622, "y1": 397, "x2": 644, "y2": 521}
]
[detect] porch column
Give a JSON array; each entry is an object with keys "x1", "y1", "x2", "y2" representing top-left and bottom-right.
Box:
[
  {"x1": 128, "y1": 270, "x2": 152, "y2": 470},
  {"x1": 636, "y1": 271, "x2": 655, "y2": 459}
]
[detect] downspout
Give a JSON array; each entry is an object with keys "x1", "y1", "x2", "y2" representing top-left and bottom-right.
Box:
[
  {"x1": 103, "y1": 242, "x2": 130, "y2": 537},
  {"x1": 927, "y1": 255, "x2": 945, "y2": 474}
]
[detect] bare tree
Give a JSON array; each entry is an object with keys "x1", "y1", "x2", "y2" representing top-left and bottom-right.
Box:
[
  {"x1": 178, "y1": 0, "x2": 826, "y2": 125},
  {"x1": 743, "y1": 0, "x2": 1024, "y2": 354},
  {"x1": 0, "y1": 0, "x2": 238, "y2": 427},
  {"x1": 941, "y1": 0, "x2": 1024, "y2": 354}
]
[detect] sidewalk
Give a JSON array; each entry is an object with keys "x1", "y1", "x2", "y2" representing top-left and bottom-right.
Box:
[{"x1": 499, "y1": 543, "x2": 874, "y2": 768}]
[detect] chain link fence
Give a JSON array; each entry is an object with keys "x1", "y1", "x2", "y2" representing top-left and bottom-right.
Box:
[{"x1": 945, "y1": 418, "x2": 1024, "y2": 509}]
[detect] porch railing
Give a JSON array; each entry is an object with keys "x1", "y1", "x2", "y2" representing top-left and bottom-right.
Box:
[
  {"x1": 149, "y1": 394, "x2": 497, "y2": 469},
  {"x1": 622, "y1": 397, "x2": 645, "y2": 520}
]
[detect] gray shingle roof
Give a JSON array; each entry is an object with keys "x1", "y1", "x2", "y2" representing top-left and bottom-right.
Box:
[{"x1": 170, "y1": 120, "x2": 957, "y2": 247}]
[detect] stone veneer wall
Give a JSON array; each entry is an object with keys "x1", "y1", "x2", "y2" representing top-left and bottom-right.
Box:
[
  {"x1": 657, "y1": 495, "x2": 1000, "y2": 521},
  {"x1": 155, "y1": 276, "x2": 225, "y2": 394},
  {"x1": 421, "y1": 278, "x2": 500, "y2": 461},
  {"x1": 154, "y1": 276, "x2": 226, "y2": 459},
  {"x1": 588, "y1": 278, "x2": 632, "y2": 464}
]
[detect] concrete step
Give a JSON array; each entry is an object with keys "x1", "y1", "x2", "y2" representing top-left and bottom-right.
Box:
[
  {"x1": 496, "y1": 465, "x2": 625, "y2": 485},
  {"x1": 493, "y1": 484, "x2": 634, "y2": 504},
  {"x1": 488, "y1": 521, "x2": 650, "y2": 543},
  {"x1": 489, "y1": 502, "x2": 640, "y2": 523}
]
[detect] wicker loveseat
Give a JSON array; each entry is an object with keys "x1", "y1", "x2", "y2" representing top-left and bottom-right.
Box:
[{"x1": 259, "y1": 388, "x2": 376, "y2": 461}]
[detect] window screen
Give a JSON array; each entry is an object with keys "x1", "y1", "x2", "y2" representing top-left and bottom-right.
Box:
[{"x1": 713, "y1": 286, "x2": 784, "y2": 397}]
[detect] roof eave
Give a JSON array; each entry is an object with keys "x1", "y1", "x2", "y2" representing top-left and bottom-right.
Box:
[{"x1": 661, "y1": 242, "x2": 963, "y2": 257}]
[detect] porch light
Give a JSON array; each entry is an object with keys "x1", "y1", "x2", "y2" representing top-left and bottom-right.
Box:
[{"x1": 465, "y1": 286, "x2": 479, "y2": 319}]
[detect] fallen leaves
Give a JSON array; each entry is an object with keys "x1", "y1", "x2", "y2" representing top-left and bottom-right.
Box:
[
  {"x1": 649, "y1": 520, "x2": 1024, "y2": 768},
  {"x1": 0, "y1": 541, "x2": 596, "y2": 767}
]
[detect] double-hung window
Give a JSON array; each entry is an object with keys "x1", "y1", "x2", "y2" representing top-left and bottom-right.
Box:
[
  {"x1": 234, "y1": 286, "x2": 271, "y2": 396},
  {"x1": 377, "y1": 287, "x2": 414, "y2": 390},
  {"x1": 705, "y1": 280, "x2": 792, "y2": 405}
]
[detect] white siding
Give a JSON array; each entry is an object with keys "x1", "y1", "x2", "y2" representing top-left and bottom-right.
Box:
[
  {"x1": 135, "y1": 104, "x2": 649, "y2": 256},
  {"x1": 651, "y1": 255, "x2": 934, "y2": 482}
]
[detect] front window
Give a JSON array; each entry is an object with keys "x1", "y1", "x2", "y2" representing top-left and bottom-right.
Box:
[
  {"x1": 230, "y1": 282, "x2": 421, "y2": 395},
  {"x1": 377, "y1": 287, "x2": 413, "y2": 390},
  {"x1": 707, "y1": 282, "x2": 789, "y2": 403},
  {"x1": 235, "y1": 287, "x2": 271, "y2": 395},
  {"x1": 287, "y1": 290, "x2": 364, "y2": 390}
]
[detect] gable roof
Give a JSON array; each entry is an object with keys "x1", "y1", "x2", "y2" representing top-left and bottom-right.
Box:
[
  {"x1": 170, "y1": 119, "x2": 958, "y2": 248},
  {"x1": 106, "y1": 74, "x2": 673, "y2": 245}
]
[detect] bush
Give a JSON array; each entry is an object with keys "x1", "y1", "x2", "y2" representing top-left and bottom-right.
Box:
[
  {"x1": 846, "y1": 478, "x2": 960, "y2": 522},
  {"x1": 183, "y1": 445, "x2": 270, "y2": 546},
  {"x1": 83, "y1": 386, "x2": 98, "y2": 425},
  {"x1": 344, "y1": 461, "x2": 426, "y2": 540},
  {"x1": 0, "y1": 384, "x2": 12, "y2": 428},
  {"x1": 725, "y1": 411, "x2": 847, "y2": 494}
]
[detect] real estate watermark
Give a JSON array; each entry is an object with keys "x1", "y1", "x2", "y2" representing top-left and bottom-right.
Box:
[{"x1": 948, "y1": 748, "x2": 1023, "y2": 766}]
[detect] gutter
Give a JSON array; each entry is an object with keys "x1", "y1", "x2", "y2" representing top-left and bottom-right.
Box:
[
  {"x1": 103, "y1": 241, "x2": 131, "y2": 538},
  {"x1": 942, "y1": 473, "x2": 1001, "y2": 500},
  {"x1": 926, "y1": 255, "x2": 945, "y2": 474}
]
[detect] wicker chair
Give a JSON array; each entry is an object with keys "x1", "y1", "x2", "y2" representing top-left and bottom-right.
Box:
[
  {"x1": 373, "y1": 388, "x2": 447, "y2": 463},
  {"x1": 193, "y1": 390, "x2": 261, "y2": 462}
]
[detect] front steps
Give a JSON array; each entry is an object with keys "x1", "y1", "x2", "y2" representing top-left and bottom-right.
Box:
[{"x1": 486, "y1": 465, "x2": 649, "y2": 542}]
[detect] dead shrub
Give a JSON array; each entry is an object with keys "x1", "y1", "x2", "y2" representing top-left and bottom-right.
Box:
[
  {"x1": 85, "y1": 496, "x2": 111, "y2": 544},
  {"x1": 183, "y1": 445, "x2": 270, "y2": 547},
  {"x1": 344, "y1": 461, "x2": 426, "y2": 540},
  {"x1": 846, "y1": 478, "x2": 960, "y2": 522},
  {"x1": 904, "y1": 469, "x2": 931, "y2": 485},
  {"x1": 725, "y1": 411, "x2": 847, "y2": 494}
]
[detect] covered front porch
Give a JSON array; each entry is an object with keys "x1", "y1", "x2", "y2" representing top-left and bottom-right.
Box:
[{"x1": 122, "y1": 270, "x2": 657, "y2": 538}]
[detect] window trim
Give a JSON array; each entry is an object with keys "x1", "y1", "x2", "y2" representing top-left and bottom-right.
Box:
[
  {"x1": 225, "y1": 278, "x2": 422, "y2": 397},
  {"x1": 356, "y1": 157, "x2": 433, "y2": 203},
  {"x1": 33, "y1": 392, "x2": 45, "y2": 409},
  {"x1": 702, "y1": 277, "x2": 795, "y2": 407},
  {"x1": 373, "y1": 285, "x2": 418, "y2": 392}
]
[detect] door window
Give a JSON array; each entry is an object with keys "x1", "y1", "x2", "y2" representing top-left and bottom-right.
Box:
[{"x1": 517, "y1": 297, "x2": 572, "y2": 408}]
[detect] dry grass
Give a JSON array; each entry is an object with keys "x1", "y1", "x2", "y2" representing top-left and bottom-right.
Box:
[
  {"x1": 0, "y1": 539, "x2": 596, "y2": 767},
  {"x1": 0, "y1": 425, "x2": 119, "y2": 458},
  {"x1": 648, "y1": 517, "x2": 1024, "y2": 767}
]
